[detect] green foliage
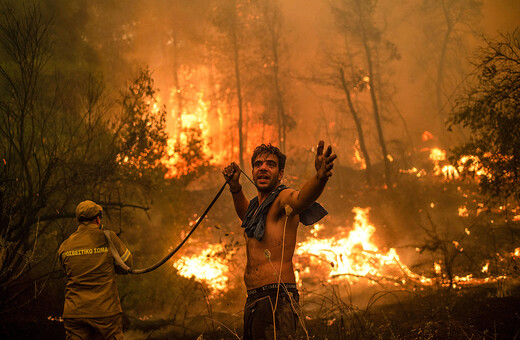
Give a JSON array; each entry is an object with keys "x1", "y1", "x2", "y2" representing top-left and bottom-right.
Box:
[
  {"x1": 117, "y1": 67, "x2": 168, "y2": 181},
  {"x1": 448, "y1": 30, "x2": 520, "y2": 201}
]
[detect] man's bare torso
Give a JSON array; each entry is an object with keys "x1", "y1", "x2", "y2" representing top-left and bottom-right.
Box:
[{"x1": 243, "y1": 191, "x2": 300, "y2": 290}]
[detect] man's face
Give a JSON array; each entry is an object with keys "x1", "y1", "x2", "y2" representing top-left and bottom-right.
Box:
[{"x1": 252, "y1": 153, "x2": 284, "y2": 192}]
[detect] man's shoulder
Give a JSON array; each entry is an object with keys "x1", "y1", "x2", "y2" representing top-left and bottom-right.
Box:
[
  {"x1": 276, "y1": 187, "x2": 296, "y2": 201},
  {"x1": 279, "y1": 186, "x2": 295, "y2": 193},
  {"x1": 270, "y1": 187, "x2": 296, "y2": 213}
]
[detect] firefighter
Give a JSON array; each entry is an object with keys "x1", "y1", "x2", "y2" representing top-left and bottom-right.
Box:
[{"x1": 58, "y1": 200, "x2": 133, "y2": 340}]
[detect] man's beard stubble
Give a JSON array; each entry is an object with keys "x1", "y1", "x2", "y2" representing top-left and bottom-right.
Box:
[{"x1": 255, "y1": 179, "x2": 280, "y2": 193}]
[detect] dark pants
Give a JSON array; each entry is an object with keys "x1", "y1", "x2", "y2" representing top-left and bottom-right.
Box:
[
  {"x1": 244, "y1": 285, "x2": 302, "y2": 340},
  {"x1": 63, "y1": 313, "x2": 123, "y2": 340}
]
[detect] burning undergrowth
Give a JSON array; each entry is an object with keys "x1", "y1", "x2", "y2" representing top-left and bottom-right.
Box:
[
  {"x1": 171, "y1": 205, "x2": 520, "y2": 298},
  {"x1": 120, "y1": 145, "x2": 520, "y2": 339}
]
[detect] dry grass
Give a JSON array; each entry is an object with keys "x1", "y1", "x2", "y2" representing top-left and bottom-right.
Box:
[{"x1": 117, "y1": 280, "x2": 520, "y2": 339}]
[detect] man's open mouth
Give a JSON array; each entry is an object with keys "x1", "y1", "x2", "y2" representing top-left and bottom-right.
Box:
[{"x1": 257, "y1": 174, "x2": 270, "y2": 181}]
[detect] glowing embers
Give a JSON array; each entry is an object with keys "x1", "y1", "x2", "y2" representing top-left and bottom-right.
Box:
[
  {"x1": 398, "y1": 146, "x2": 495, "y2": 182},
  {"x1": 428, "y1": 148, "x2": 492, "y2": 181},
  {"x1": 457, "y1": 155, "x2": 491, "y2": 179},
  {"x1": 399, "y1": 167, "x2": 427, "y2": 178},
  {"x1": 295, "y1": 207, "x2": 421, "y2": 286},
  {"x1": 458, "y1": 206, "x2": 469, "y2": 217},
  {"x1": 172, "y1": 243, "x2": 235, "y2": 296},
  {"x1": 429, "y1": 148, "x2": 460, "y2": 180}
]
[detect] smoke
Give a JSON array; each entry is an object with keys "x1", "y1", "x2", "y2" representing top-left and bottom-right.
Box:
[{"x1": 65, "y1": 0, "x2": 518, "y2": 169}]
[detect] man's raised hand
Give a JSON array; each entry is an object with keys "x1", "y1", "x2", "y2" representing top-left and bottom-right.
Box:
[{"x1": 315, "y1": 140, "x2": 337, "y2": 180}]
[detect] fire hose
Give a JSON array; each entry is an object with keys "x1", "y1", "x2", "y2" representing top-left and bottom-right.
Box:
[{"x1": 106, "y1": 168, "x2": 254, "y2": 275}]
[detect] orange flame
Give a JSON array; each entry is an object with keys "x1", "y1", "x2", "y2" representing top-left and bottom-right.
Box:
[
  {"x1": 172, "y1": 243, "x2": 236, "y2": 296},
  {"x1": 352, "y1": 140, "x2": 366, "y2": 170},
  {"x1": 172, "y1": 207, "x2": 518, "y2": 293},
  {"x1": 426, "y1": 148, "x2": 495, "y2": 181},
  {"x1": 295, "y1": 207, "x2": 430, "y2": 286},
  {"x1": 158, "y1": 77, "x2": 281, "y2": 178},
  {"x1": 458, "y1": 206, "x2": 469, "y2": 217}
]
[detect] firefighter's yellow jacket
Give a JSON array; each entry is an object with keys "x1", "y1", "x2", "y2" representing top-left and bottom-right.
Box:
[{"x1": 58, "y1": 222, "x2": 132, "y2": 318}]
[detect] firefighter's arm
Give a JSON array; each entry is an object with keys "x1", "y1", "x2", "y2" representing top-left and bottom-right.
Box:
[
  {"x1": 110, "y1": 231, "x2": 133, "y2": 273},
  {"x1": 57, "y1": 245, "x2": 66, "y2": 272}
]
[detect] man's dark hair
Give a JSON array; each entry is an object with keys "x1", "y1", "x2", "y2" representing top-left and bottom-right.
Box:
[{"x1": 251, "y1": 144, "x2": 286, "y2": 170}]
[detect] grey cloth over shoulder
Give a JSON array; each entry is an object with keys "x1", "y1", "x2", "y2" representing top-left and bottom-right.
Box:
[{"x1": 241, "y1": 184, "x2": 328, "y2": 240}]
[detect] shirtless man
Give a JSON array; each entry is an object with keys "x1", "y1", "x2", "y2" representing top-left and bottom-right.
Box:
[{"x1": 223, "y1": 141, "x2": 336, "y2": 339}]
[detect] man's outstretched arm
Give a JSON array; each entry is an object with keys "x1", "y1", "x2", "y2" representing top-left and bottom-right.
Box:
[
  {"x1": 222, "y1": 162, "x2": 249, "y2": 221},
  {"x1": 282, "y1": 140, "x2": 337, "y2": 215}
]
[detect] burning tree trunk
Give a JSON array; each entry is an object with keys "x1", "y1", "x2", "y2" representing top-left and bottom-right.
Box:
[
  {"x1": 331, "y1": 0, "x2": 399, "y2": 187},
  {"x1": 261, "y1": 0, "x2": 288, "y2": 153},
  {"x1": 353, "y1": 0, "x2": 392, "y2": 188},
  {"x1": 272, "y1": 29, "x2": 286, "y2": 153},
  {"x1": 171, "y1": 29, "x2": 184, "y2": 146},
  {"x1": 339, "y1": 67, "x2": 372, "y2": 184},
  {"x1": 211, "y1": 0, "x2": 247, "y2": 169},
  {"x1": 231, "y1": 21, "x2": 245, "y2": 170}
]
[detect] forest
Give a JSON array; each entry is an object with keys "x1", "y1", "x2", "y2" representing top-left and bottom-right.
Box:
[{"x1": 0, "y1": 0, "x2": 519, "y2": 339}]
